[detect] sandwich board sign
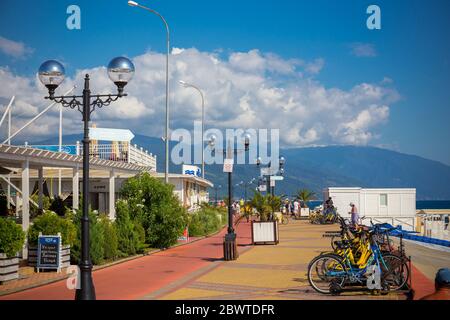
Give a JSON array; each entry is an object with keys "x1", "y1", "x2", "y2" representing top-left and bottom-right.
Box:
[{"x1": 37, "y1": 233, "x2": 62, "y2": 272}]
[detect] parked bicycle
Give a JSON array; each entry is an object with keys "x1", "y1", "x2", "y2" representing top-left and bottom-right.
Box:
[{"x1": 308, "y1": 216, "x2": 410, "y2": 295}]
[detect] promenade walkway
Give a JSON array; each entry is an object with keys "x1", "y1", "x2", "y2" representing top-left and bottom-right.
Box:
[
  {"x1": 0, "y1": 219, "x2": 441, "y2": 300},
  {"x1": 155, "y1": 220, "x2": 405, "y2": 300}
]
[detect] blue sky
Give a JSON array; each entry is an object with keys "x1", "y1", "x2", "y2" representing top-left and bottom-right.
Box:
[{"x1": 0, "y1": 0, "x2": 449, "y2": 165}]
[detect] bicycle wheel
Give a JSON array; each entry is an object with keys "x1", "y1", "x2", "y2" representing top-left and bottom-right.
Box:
[
  {"x1": 380, "y1": 254, "x2": 409, "y2": 291},
  {"x1": 308, "y1": 254, "x2": 346, "y2": 294},
  {"x1": 282, "y1": 216, "x2": 289, "y2": 225}
]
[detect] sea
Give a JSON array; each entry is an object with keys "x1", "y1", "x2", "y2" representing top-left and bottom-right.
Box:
[{"x1": 306, "y1": 200, "x2": 450, "y2": 210}]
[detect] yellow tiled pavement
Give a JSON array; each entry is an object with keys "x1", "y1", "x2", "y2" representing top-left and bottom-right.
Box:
[{"x1": 159, "y1": 219, "x2": 405, "y2": 300}]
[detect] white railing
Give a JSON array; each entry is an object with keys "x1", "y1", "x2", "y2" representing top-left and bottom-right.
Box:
[
  {"x1": 25, "y1": 142, "x2": 156, "y2": 171},
  {"x1": 129, "y1": 144, "x2": 157, "y2": 170},
  {"x1": 78, "y1": 142, "x2": 156, "y2": 170}
]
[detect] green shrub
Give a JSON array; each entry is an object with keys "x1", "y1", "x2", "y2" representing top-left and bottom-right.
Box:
[
  {"x1": 71, "y1": 210, "x2": 121, "y2": 265},
  {"x1": 120, "y1": 173, "x2": 188, "y2": 249},
  {"x1": 115, "y1": 200, "x2": 145, "y2": 256},
  {"x1": 188, "y1": 207, "x2": 226, "y2": 237},
  {"x1": 99, "y1": 215, "x2": 118, "y2": 261},
  {"x1": 89, "y1": 219, "x2": 105, "y2": 265},
  {"x1": 0, "y1": 217, "x2": 25, "y2": 257},
  {"x1": 28, "y1": 211, "x2": 76, "y2": 247}
]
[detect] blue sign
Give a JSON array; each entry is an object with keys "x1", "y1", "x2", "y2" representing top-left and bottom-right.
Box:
[
  {"x1": 31, "y1": 145, "x2": 78, "y2": 155},
  {"x1": 182, "y1": 165, "x2": 202, "y2": 177},
  {"x1": 37, "y1": 235, "x2": 61, "y2": 269}
]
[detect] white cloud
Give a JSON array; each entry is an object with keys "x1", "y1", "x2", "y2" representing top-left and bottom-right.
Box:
[
  {"x1": 0, "y1": 36, "x2": 33, "y2": 59},
  {"x1": 0, "y1": 48, "x2": 399, "y2": 147},
  {"x1": 350, "y1": 43, "x2": 377, "y2": 58},
  {"x1": 305, "y1": 58, "x2": 325, "y2": 74}
]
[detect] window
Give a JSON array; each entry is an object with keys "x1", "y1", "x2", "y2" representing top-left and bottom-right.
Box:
[{"x1": 380, "y1": 194, "x2": 388, "y2": 206}]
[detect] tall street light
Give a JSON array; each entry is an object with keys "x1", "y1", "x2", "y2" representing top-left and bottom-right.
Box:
[
  {"x1": 208, "y1": 134, "x2": 251, "y2": 261},
  {"x1": 257, "y1": 156, "x2": 285, "y2": 196},
  {"x1": 179, "y1": 80, "x2": 205, "y2": 179},
  {"x1": 128, "y1": 0, "x2": 170, "y2": 183},
  {"x1": 38, "y1": 57, "x2": 135, "y2": 300}
]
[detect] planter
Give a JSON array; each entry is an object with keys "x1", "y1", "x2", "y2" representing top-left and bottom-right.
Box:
[
  {"x1": 0, "y1": 253, "x2": 19, "y2": 284},
  {"x1": 28, "y1": 245, "x2": 71, "y2": 269},
  {"x1": 251, "y1": 221, "x2": 279, "y2": 245}
]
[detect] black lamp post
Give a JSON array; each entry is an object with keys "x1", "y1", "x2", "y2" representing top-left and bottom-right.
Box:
[
  {"x1": 256, "y1": 157, "x2": 285, "y2": 220},
  {"x1": 208, "y1": 134, "x2": 250, "y2": 261},
  {"x1": 38, "y1": 57, "x2": 135, "y2": 300}
]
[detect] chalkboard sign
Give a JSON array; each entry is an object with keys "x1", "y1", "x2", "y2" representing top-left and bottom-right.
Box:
[{"x1": 37, "y1": 235, "x2": 61, "y2": 271}]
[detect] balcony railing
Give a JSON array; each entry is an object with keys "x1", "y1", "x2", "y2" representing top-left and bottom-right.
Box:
[{"x1": 25, "y1": 142, "x2": 157, "y2": 171}]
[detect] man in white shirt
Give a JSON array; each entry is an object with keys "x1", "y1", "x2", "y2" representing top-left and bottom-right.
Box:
[{"x1": 293, "y1": 200, "x2": 300, "y2": 216}]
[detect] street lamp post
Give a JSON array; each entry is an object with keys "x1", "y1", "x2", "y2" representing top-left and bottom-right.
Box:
[
  {"x1": 208, "y1": 134, "x2": 250, "y2": 261},
  {"x1": 128, "y1": 1, "x2": 170, "y2": 184},
  {"x1": 257, "y1": 156, "x2": 286, "y2": 197},
  {"x1": 179, "y1": 80, "x2": 205, "y2": 179},
  {"x1": 38, "y1": 57, "x2": 135, "y2": 300}
]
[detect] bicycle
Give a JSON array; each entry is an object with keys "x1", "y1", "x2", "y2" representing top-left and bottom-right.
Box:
[{"x1": 309, "y1": 218, "x2": 409, "y2": 295}]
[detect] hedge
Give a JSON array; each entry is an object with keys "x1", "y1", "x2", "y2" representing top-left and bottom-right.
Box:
[
  {"x1": 0, "y1": 217, "x2": 26, "y2": 257},
  {"x1": 119, "y1": 173, "x2": 188, "y2": 249},
  {"x1": 28, "y1": 211, "x2": 76, "y2": 247},
  {"x1": 188, "y1": 206, "x2": 227, "y2": 237}
]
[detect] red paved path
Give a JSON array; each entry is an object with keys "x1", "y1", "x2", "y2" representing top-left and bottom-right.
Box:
[
  {"x1": 0, "y1": 219, "x2": 436, "y2": 300},
  {"x1": 1, "y1": 222, "x2": 252, "y2": 300},
  {"x1": 411, "y1": 265, "x2": 435, "y2": 300}
]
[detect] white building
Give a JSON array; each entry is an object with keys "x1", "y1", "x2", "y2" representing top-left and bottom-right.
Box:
[
  {"x1": 323, "y1": 187, "x2": 416, "y2": 231},
  {"x1": 154, "y1": 174, "x2": 212, "y2": 212}
]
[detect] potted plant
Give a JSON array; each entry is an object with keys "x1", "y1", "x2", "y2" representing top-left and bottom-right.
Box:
[
  {"x1": 249, "y1": 192, "x2": 280, "y2": 245},
  {"x1": 296, "y1": 189, "x2": 316, "y2": 217},
  {"x1": 0, "y1": 217, "x2": 25, "y2": 283}
]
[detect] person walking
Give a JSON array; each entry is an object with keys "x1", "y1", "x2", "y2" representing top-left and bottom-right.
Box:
[
  {"x1": 349, "y1": 202, "x2": 359, "y2": 226},
  {"x1": 293, "y1": 199, "x2": 300, "y2": 218}
]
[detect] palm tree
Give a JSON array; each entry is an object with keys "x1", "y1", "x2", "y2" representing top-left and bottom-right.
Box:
[
  {"x1": 248, "y1": 192, "x2": 270, "y2": 222},
  {"x1": 296, "y1": 189, "x2": 316, "y2": 207}
]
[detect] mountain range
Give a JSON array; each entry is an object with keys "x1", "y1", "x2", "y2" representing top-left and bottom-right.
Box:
[{"x1": 29, "y1": 134, "x2": 450, "y2": 200}]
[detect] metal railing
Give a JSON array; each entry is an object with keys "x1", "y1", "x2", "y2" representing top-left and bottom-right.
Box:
[
  {"x1": 79, "y1": 142, "x2": 156, "y2": 170},
  {"x1": 24, "y1": 142, "x2": 157, "y2": 171}
]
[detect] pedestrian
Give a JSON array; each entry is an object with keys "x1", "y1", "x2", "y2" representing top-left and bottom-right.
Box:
[
  {"x1": 444, "y1": 215, "x2": 449, "y2": 230},
  {"x1": 284, "y1": 199, "x2": 290, "y2": 215},
  {"x1": 293, "y1": 199, "x2": 300, "y2": 217},
  {"x1": 420, "y1": 268, "x2": 450, "y2": 300},
  {"x1": 349, "y1": 202, "x2": 359, "y2": 226}
]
